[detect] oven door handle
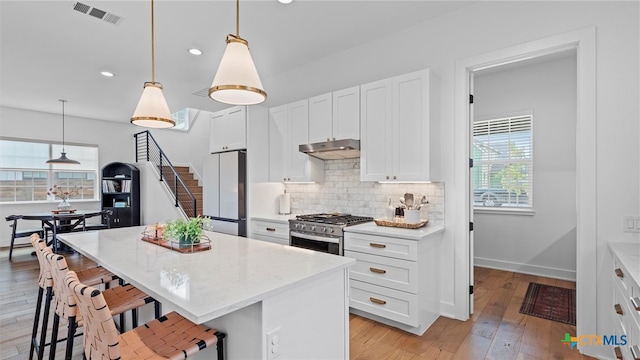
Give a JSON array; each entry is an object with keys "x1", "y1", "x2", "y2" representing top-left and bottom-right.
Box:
[{"x1": 290, "y1": 231, "x2": 340, "y2": 244}]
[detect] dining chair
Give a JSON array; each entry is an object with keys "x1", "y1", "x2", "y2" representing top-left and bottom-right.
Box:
[
  {"x1": 44, "y1": 250, "x2": 161, "y2": 360},
  {"x1": 66, "y1": 270, "x2": 226, "y2": 359},
  {"x1": 5, "y1": 215, "x2": 45, "y2": 261},
  {"x1": 28, "y1": 234, "x2": 120, "y2": 360}
]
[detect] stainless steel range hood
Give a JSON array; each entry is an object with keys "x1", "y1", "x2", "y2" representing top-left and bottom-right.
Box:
[{"x1": 299, "y1": 139, "x2": 360, "y2": 160}]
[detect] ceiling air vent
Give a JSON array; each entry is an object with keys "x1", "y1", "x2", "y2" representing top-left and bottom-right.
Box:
[
  {"x1": 192, "y1": 87, "x2": 211, "y2": 98},
  {"x1": 71, "y1": 2, "x2": 122, "y2": 25}
]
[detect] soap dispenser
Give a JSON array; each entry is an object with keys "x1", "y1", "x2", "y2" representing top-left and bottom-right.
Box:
[{"x1": 386, "y1": 198, "x2": 395, "y2": 221}]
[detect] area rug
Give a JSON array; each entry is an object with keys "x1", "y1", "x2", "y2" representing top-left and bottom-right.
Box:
[{"x1": 519, "y1": 282, "x2": 576, "y2": 325}]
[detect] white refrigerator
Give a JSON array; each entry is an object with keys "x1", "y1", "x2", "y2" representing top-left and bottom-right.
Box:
[{"x1": 202, "y1": 151, "x2": 246, "y2": 236}]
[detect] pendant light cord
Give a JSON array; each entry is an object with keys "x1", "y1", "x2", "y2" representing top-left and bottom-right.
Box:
[
  {"x1": 151, "y1": 0, "x2": 156, "y2": 83},
  {"x1": 236, "y1": 0, "x2": 240, "y2": 38},
  {"x1": 59, "y1": 99, "x2": 67, "y2": 152}
]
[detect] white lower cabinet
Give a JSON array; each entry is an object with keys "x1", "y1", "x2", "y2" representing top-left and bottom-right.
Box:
[
  {"x1": 344, "y1": 228, "x2": 442, "y2": 335},
  {"x1": 251, "y1": 219, "x2": 289, "y2": 245},
  {"x1": 609, "y1": 243, "x2": 640, "y2": 360}
]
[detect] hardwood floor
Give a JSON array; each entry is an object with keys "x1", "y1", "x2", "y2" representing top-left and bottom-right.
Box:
[
  {"x1": 1, "y1": 246, "x2": 596, "y2": 359},
  {"x1": 350, "y1": 267, "x2": 596, "y2": 360}
]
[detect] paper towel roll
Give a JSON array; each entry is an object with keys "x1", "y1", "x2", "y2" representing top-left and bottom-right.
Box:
[{"x1": 279, "y1": 192, "x2": 291, "y2": 215}]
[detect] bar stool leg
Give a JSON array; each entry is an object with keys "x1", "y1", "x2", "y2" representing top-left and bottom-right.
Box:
[
  {"x1": 37, "y1": 287, "x2": 53, "y2": 360},
  {"x1": 29, "y1": 287, "x2": 44, "y2": 360},
  {"x1": 64, "y1": 317, "x2": 77, "y2": 360},
  {"x1": 48, "y1": 314, "x2": 60, "y2": 359}
]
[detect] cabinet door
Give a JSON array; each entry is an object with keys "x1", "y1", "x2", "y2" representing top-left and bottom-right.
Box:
[
  {"x1": 308, "y1": 93, "x2": 332, "y2": 144},
  {"x1": 286, "y1": 100, "x2": 310, "y2": 182},
  {"x1": 268, "y1": 106, "x2": 287, "y2": 182},
  {"x1": 393, "y1": 70, "x2": 431, "y2": 181},
  {"x1": 209, "y1": 106, "x2": 247, "y2": 153},
  {"x1": 209, "y1": 112, "x2": 227, "y2": 153},
  {"x1": 202, "y1": 154, "x2": 220, "y2": 217},
  {"x1": 333, "y1": 86, "x2": 360, "y2": 140},
  {"x1": 360, "y1": 79, "x2": 393, "y2": 181},
  {"x1": 226, "y1": 107, "x2": 247, "y2": 151}
]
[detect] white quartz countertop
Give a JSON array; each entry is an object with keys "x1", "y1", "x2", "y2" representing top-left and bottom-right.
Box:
[
  {"x1": 609, "y1": 242, "x2": 640, "y2": 287},
  {"x1": 58, "y1": 226, "x2": 354, "y2": 324},
  {"x1": 251, "y1": 214, "x2": 299, "y2": 224},
  {"x1": 344, "y1": 222, "x2": 444, "y2": 240}
]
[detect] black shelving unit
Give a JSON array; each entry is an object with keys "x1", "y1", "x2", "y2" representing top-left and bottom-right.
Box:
[{"x1": 101, "y1": 162, "x2": 140, "y2": 228}]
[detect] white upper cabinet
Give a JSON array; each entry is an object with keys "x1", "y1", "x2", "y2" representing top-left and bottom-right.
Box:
[
  {"x1": 269, "y1": 100, "x2": 324, "y2": 183},
  {"x1": 360, "y1": 69, "x2": 440, "y2": 182},
  {"x1": 210, "y1": 106, "x2": 247, "y2": 153},
  {"x1": 308, "y1": 93, "x2": 333, "y2": 143},
  {"x1": 308, "y1": 86, "x2": 360, "y2": 143},
  {"x1": 332, "y1": 86, "x2": 360, "y2": 140}
]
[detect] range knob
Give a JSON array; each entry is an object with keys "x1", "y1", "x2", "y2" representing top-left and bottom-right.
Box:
[
  {"x1": 309, "y1": 225, "x2": 316, "y2": 231},
  {"x1": 327, "y1": 227, "x2": 334, "y2": 233},
  {"x1": 319, "y1": 226, "x2": 327, "y2": 232}
]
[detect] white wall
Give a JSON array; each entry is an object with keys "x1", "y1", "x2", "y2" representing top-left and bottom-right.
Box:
[{"x1": 473, "y1": 55, "x2": 577, "y2": 280}]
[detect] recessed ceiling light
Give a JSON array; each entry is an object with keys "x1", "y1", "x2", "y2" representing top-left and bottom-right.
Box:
[
  {"x1": 100, "y1": 71, "x2": 114, "y2": 77},
  {"x1": 188, "y1": 48, "x2": 202, "y2": 56},
  {"x1": 278, "y1": 0, "x2": 292, "y2": 4}
]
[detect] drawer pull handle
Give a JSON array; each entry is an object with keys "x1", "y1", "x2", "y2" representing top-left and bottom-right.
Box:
[
  {"x1": 630, "y1": 345, "x2": 640, "y2": 360},
  {"x1": 615, "y1": 268, "x2": 624, "y2": 278},
  {"x1": 369, "y1": 267, "x2": 387, "y2": 274},
  {"x1": 614, "y1": 303, "x2": 624, "y2": 315},
  {"x1": 266, "y1": 227, "x2": 276, "y2": 232},
  {"x1": 369, "y1": 297, "x2": 386, "y2": 305},
  {"x1": 614, "y1": 346, "x2": 623, "y2": 360},
  {"x1": 631, "y1": 297, "x2": 640, "y2": 311},
  {"x1": 369, "y1": 243, "x2": 386, "y2": 249}
]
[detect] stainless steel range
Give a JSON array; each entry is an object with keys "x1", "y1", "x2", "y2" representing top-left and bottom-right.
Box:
[{"x1": 289, "y1": 213, "x2": 374, "y2": 255}]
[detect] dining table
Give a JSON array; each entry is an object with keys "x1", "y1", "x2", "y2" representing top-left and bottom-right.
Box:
[{"x1": 19, "y1": 209, "x2": 108, "y2": 253}]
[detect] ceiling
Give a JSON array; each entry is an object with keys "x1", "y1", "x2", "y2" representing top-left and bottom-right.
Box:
[{"x1": 0, "y1": 0, "x2": 473, "y2": 123}]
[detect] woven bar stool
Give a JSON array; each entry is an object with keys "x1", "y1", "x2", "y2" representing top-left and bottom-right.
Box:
[
  {"x1": 44, "y1": 251, "x2": 160, "y2": 360},
  {"x1": 29, "y1": 234, "x2": 120, "y2": 360},
  {"x1": 66, "y1": 270, "x2": 226, "y2": 359}
]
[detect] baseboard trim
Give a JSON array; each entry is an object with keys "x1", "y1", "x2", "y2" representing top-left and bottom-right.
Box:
[{"x1": 474, "y1": 257, "x2": 576, "y2": 281}]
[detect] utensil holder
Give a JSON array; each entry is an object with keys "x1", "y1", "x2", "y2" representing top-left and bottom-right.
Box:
[{"x1": 405, "y1": 209, "x2": 420, "y2": 224}]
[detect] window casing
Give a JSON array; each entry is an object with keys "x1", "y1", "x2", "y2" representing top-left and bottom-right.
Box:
[
  {"x1": 0, "y1": 139, "x2": 99, "y2": 203},
  {"x1": 472, "y1": 115, "x2": 533, "y2": 210}
]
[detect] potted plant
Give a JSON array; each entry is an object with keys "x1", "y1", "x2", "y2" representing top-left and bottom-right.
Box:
[{"x1": 163, "y1": 216, "x2": 210, "y2": 248}]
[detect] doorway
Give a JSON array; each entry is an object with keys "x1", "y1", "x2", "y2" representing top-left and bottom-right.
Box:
[
  {"x1": 470, "y1": 51, "x2": 578, "y2": 282},
  {"x1": 453, "y1": 27, "x2": 596, "y2": 349}
]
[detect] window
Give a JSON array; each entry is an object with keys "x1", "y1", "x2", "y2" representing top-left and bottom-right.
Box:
[
  {"x1": 472, "y1": 114, "x2": 533, "y2": 210},
  {"x1": 0, "y1": 139, "x2": 99, "y2": 202}
]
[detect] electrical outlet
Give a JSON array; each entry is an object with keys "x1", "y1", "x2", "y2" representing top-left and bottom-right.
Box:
[
  {"x1": 623, "y1": 216, "x2": 640, "y2": 233},
  {"x1": 266, "y1": 327, "x2": 281, "y2": 360}
]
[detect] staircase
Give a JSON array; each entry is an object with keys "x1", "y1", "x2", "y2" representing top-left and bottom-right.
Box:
[
  {"x1": 166, "y1": 166, "x2": 203, "y2": 216},
  {"x1": 134, "y1": 131, "x2": 199, "y2": 218}
]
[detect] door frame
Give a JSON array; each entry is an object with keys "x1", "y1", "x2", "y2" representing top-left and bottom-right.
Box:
[{"x1": 453, "y1": 26, "x2": 596, "y2": 351}]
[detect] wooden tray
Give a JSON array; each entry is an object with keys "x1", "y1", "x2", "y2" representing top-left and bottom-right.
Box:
[
  {"x1": 141, "y1": 235, "x2": 211, "y2": 253},
  {"x1": 374, "y1": 218, "x2": 428, "y2": 229},
  {"x1": 52, "y1": 209, "x2": 76, "y2": 214}
]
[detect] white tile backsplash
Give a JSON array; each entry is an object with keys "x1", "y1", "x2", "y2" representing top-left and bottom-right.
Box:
[{"x1": 284, "y1": 159, "x2": 444, "y2": 226}]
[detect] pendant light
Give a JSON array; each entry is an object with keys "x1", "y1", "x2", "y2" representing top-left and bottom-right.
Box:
[
  {"x1": 131, "y1": 0, "x2": 175, "y2": 128},
  {"x1": 208, "y1": 0, "x2": 267, "y2": 105},
  {"x1": 47, "y1": 99, "x2": 80, "y2": 165}
]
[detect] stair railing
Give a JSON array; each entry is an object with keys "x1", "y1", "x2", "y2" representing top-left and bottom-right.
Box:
[{"x1": 134, "y1": 131, "x2": 197, "y2": 218}]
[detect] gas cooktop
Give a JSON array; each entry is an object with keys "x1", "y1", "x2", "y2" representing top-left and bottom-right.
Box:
[{"x1": 294, "y1": 213, "x2": 373, "y2": 226}]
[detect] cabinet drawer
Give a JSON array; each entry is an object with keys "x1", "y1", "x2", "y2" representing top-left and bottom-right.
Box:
[
  {"x1": 344, "y1": 250, "x2": 417, "y2": 293},
  {"x1": 252, "y1": 220, "x2": 289, "y2": 240},
  {"x1": 349, "y1": 279, "x2": 418, "y2": 327},
  {"x1": 344, "y1": 233, "x2": 417, "y2": 261}
]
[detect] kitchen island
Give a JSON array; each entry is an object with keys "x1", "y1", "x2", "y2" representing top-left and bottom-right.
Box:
[{"x1": 58, "y1": 226, "x2": 354, "y2": 360}]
